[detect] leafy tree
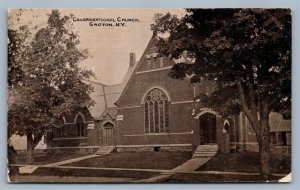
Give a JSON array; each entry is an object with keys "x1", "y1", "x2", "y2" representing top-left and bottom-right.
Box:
[
  {"x1": 8, "y1": 10, "x2": 95, "y2": 163},
  {"x1": 152, "y1": 9, "x2": 291, "y2": 177}
]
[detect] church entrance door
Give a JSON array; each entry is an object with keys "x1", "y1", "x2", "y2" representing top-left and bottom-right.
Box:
[
  {"x1": 199, "y1": 113, "x2": 217, "y2": 144},
  {"x1": 103, "y1": 122, "x2": 115, "y2": 146}
]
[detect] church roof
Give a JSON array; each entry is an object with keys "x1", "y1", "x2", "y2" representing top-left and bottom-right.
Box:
[
  {"x1": 84, "y1": 80, "x2": 122, "y2": 118},
  {"x1": 104, "y1": 84, "x2": 123, "y2": 108},
  {"x1": 85, "y1": 51, "x2": 137, "y2": 118}
]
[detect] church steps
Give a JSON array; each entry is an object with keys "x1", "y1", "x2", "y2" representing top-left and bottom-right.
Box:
[
  {"x1": 95, "y1": 146, "x2": 115, "y2": 155},
  {"x1": 192, "y1": 144, "x2": 218, "y2": 158}
]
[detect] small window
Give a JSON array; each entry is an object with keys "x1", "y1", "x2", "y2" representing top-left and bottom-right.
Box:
[
  {"x1": 149, "y1": 46, "x2": 158, "y2": 54},
  {"x1": 224, "y1": 123, "x2": 230, "y2": 132},
  {"x1": 159, "y1": 57, "x2": 164, "y2": 67},
  {"x1": 60, "y1": 125, "x2": 66, "y2": 137},
  {"x1": 280, "y1": 132, "x2": 287, "y2": 146},
  {"x1": 147, "y1": 59, "x2": 151, "y2": 69},
  {"x1": 153, "y1": 147, "x2": 161, "y2": 152},
  {"x1": 76, "y1": 115, "x2": 85, "y2": 137},
  {"x1": 154, "y1": 57, "x2": 160, "y2": 68},
  {"x1": 150, "y1": 55, "x2": 155, "y2": 69}
]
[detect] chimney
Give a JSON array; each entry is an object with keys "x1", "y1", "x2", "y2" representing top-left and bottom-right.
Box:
[{"x1": 129, "y1": 52, "x2": 136, "y2": 67}]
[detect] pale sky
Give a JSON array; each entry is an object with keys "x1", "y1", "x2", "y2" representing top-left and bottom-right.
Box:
[{"x1": 9, "y1": 9, "x2": 186, "y2": 85}]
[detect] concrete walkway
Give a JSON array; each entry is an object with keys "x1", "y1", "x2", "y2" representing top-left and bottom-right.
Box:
[
  {"x1": 10, "y1": 175, "x2": 134, "y2": 183},
  {"x1": 136, "y1": 157, "x2": 212, "y2": 182},
  {"x1": 12, "y1": 164, "x2": 287, "y2": 178},
  {"x1": 137, "y1": 145, "x2": 218, "y2": 182},
  {"x1": 19, "y1": 145, "x2": 218, "y2": 180},
  {"x1": 18, "y1": 154, "x2": 101, "y2": 174},
  {"x1": 45, "y1": 154, "x2": 100, "y2": 167},
  {"x1": 13, "y1": 146, "x2": 289, "y2": 182}
]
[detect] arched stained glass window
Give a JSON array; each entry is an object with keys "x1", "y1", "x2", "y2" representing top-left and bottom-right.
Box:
[{"x1": 144, "y1": 88, "x2": 169, "y2": 133}]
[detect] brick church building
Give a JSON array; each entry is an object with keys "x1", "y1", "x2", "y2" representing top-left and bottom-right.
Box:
[{"x1": 43, "y1": 36, "x2": 290, "y2": 154}]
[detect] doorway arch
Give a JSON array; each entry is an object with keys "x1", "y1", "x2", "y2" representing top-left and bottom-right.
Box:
[{"x1": 199, "y1": 112, "x2": 217, "y2": 144}]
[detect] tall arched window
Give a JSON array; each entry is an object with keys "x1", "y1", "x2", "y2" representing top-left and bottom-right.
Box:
[
  {"x1": 76, "y1": 115, "x2": 85, "y2": 137},
  {"x1": 144, "y1": 88, "x2": 169, "y2": 133}
]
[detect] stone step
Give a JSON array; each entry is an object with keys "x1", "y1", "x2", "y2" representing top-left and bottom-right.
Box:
[
  {"x1": 193, "y1": 152, "x2": 216, "y2": 155},
  {"x1": 195, "y1": 151, "x2": 217, "y2": 154},
  {"x1": 196, "y1": 145, "x2": 218, "y2": 148},
  {"x1": 192, "y1": 145, "x2": 218, "y2": 159},
  {"x1": 194, "y1": 150, "x2": 218, "y2": 154},
  {"x1": 196, "y1": 146, "x2": 218, "y2": 148},
  {"x1": 193, "y1": 154, "x2": 216, "y2": 157},
  {"x1": 195, "y1": 148, "x2": 218, "y2": 151},
  {"x1": 193, "y1": 155, "x2": 215, "y2": 158},
  {"x1": 95, "y1": 146, "x2": 115, "y2": 155},
  {"x1": 195, "y1": 149, "x2": 218, "y2": 152},
  {"x1": 196, "y1": 145, "x2": 218, "y2": 147},
  {"x1": 194, "y1": 152, "x2": 217, "y2": 154}
]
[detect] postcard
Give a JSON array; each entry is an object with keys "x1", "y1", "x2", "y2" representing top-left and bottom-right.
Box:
[{"x1": 8, "y1": 8, "x2": 291, "y2": 183}]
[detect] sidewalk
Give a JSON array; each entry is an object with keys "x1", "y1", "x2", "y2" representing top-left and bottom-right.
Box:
[
  {"x1": 11, "y1": 163, "x2": 288, "y2": 182},
  {"x1": 18, "y1": 154, "x2": 101, "y2": 174},
  {"x1": 136, "y1": 157, "x2": 212, "y2": 182},
  {"x1": 10, "y1": 175, "x2": 134, "y2": 183},
  {"x1": 45, "y1": 154, "x2": 100, "y2": 167},
  {"x1": 136, "y1": 145, "x2": 218, "y2": 182}
]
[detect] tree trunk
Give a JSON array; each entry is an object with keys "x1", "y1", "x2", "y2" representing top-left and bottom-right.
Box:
[
  {"x1": 258, "y1": 107, "x2": 271, "y2": 178},
  {"x1": 237, "y1": 78, "x2": 271, "y2": 178},
  {"x1": 26, "y1": 133, "x2": 34, "y2": 164},
  {"x1": 259, "y1": 141, "x2": 271, "y2": 178},
  {"x1": 26, "y1": 131, "x2": 43, "y2": 164}
]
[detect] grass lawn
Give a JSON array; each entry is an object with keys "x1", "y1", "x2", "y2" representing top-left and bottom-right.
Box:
[
  {"x1": 159, "y1": 173, "x2": 283, "y2": 183},
  {"x1": 8, "y1": 152, "x2": 91, "y2": 165},
  {"x1": 197, "y1": 152, "x2": 291, "y2": 174},
  {"x1": 9, "y1": 151, "x2": 192, "y2": 182},
  {"x1": 9, "y1": 167, "x2": 159, "y2": 182},
  {"x1": 9, "y1": 175, "x2": 135, "y2": 183},
  {"x1": 65, "y1": 151, "x2": 192, "y2": 170}
]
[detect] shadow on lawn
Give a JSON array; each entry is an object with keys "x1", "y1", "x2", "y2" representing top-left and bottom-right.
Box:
[
  {"x1": 159, "y1": 173, "x2": 284, "y2": 183},
  {"x1": 198, "y1": 152, "x2": 291, "y2": 174},
  {"x1": 64, "y1": 151, "x2": 193, "y2": 170}
]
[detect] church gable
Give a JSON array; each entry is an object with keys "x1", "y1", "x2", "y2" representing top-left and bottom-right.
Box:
[
  {"x1": 137, "y1": 37, "x2": 174, "y2": 72},
  {"x1": 116, "y1": 36, "x2": 195, "y2": 107}
]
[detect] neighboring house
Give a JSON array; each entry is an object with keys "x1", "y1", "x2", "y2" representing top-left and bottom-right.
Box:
[
  {"x1": 269, "y1": 112, "x2": 291, "y2": 153},
  {"x1": 9, "y1": 134, "x2": 47, "y2": 151}
]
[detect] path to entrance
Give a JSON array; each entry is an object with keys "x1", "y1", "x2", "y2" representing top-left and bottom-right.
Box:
[
  {"x1": 18, "y1": 145, "x2": 219, "y2": 180},
  {"x1": 19, "y1": 154, "x2": 101, "y2": 174},
  {"x1": 44, "y1": 154, "x2": 100, "y2": 167},
  {"x1": 136, "y1": 145, "x2": 219, "y2": 182}
]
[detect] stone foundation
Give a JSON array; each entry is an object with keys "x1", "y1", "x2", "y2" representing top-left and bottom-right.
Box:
[
  {"x1": 116, "y1": 144, "x2": 192, "y2": 153},
  {"x1": 46, "y1": 146, "x2": 100, "y2": 154},
  {"x1": 230, "y1": 142, "x2": 291, "y2": 154}
]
